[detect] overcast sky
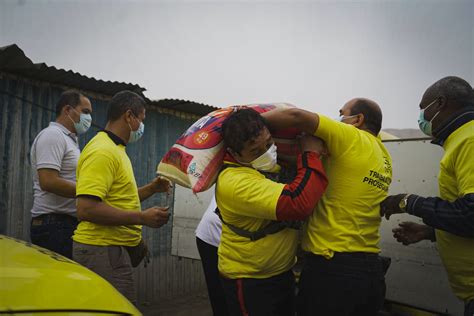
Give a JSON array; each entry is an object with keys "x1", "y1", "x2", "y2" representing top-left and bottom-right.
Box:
[{"x1": 1, "y1": 0, "x2": 473, "y2": 129}]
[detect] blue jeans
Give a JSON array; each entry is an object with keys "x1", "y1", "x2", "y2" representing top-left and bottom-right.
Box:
[{"x1": 30, "y1": 213, "x2": 78, "y2": 259}]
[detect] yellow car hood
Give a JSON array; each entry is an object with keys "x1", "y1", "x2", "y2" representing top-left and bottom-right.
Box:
[{"x1": 0, "y1": 235, "x2": 141, "y2": 315}]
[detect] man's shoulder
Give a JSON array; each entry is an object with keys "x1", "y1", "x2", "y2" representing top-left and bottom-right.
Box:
[
  {"x1": 36, "y1": 124, "x2": 66, "y2": 140},
  {"x1": 358, "y1": 131, "x2": 388, "y2": 150},
  {"x1": 218, "y1": 165, "x2": 264, "y2": 188},
  {"x1": 85, "y1": 132, "x2": 115, "y2": 149},
  {"x1": 33, "y1": 125, "x2": 69, "y2": 150},
  {"x1": 458, "y1": 121, "x2": 474, "y2": 142},
  {"x1": 81, "y1": 134, "x2": 118, "y2": 158},
  {"x1": 445, "y1": 122, "x2": 474, "y2": 154},
  {"x1": 453, "y1": 132, "x2": 474, "y2": 155},
  {"x1": 219, "y1": 164, "x2": 261, "y2": 179},
  {"x1": 336, "y1": 132, "x2": 391, "y2": 167},
  {"x1": 316, "y1": 115, "x2": 364, "y2": 149},
  {"x1": 318, "y1": 114, "x2": 356, "y2": 133}
]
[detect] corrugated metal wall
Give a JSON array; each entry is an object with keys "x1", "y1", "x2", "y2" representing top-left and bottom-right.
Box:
[{"x1": 0, "y1": 72, "x2": 206, "y2": 304}]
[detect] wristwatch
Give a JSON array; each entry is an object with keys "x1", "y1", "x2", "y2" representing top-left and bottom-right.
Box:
[{"x1": 398, "y1": 194, "x2": 411, "y2": 212}]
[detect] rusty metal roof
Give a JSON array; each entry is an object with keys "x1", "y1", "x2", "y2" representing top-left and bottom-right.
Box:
[
  {"x1": 0, "y1": 44, "x2": 220, "y2": 116},
  {"x1": 0, "y1": 44, "x2": 145, "y2": 96},
  {"x1": 0, "y1": 44, "x2": 218, "y2": 115},
  {"x1": 150, "y1": 98, "x2": 218, "y2": 116}
]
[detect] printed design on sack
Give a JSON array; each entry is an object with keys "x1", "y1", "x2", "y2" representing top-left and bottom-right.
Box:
[
  {"x1": 188, "y1": 162, "x2": 202, "y2": 179},
  {"x1": 194, "y1": 131, "x2": 210, "y2": 145},
  {"x1": 184, "y1": 115, "x2": 213, "y2": 137},
  {"x1": 176, "y1": 108, "x2": 233, "y2": 150},
  {"x1": 162, "y1": 148, "x2": 194, "y2": 173}
]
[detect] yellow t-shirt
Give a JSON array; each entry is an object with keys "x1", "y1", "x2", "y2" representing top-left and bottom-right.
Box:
[
  {"x1": 73, "y1": 132, "x2": 142, "y2": 247},
  {"x1": 436, "y1": 120, "x2": 474, "y2": 302},
  {"x1": 301, "y1": 115, "x2": 392, "y2": 258},
  {"x1": 216, "y1": 164, "x2": 299, "y2": 279}
]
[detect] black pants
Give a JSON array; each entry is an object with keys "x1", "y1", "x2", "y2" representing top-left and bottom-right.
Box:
[
  {"x1": 297, "y1": 252, "x2": 386, "y2": 316},
  {"x1": 196, "y1": 237, "x2": 229, "y2": 316},
  {"x1": 221, "y1": 269, "x2": 295, "y2": 316},
  {"x1": 30, "y1": 213, "x2": 78, "y2": 259},
  {"x1": 466, "y1": 300, "x2": 474, "y2": 316}
]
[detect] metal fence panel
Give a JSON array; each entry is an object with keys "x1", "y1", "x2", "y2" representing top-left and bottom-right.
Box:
[{"x1": 0, "y1": 73, "x2": 206, "y2": 304}]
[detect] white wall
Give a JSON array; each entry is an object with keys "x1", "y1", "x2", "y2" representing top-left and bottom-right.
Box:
[
  {"x1": 171, "y1": 184, "x2": 214, "y2": 258},
  {"x1": 381, "y1": 140, "x2": 462, "y2": 315}
]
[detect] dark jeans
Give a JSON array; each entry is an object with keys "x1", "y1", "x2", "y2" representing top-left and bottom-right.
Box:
[
  {"x1": 466, "y1": 300, "x2": 474, "y2": 316},
  {"x1": 221, "y1": 269, "x2": 295, "y2": 316},
  {"x1": 30, "y1": 213, "x2": 78, "y2": 259},
  {"x1": 196, "y1": 237, "x2": 229, "y2": 316},
  {"x1": 297, "y1": 252, "x2": 386, "y2": 316}
]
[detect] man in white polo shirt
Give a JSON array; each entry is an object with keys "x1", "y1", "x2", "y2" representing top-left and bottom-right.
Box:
[{"x1": 30, "y1": 90, "x2": 92, "y2": 259}]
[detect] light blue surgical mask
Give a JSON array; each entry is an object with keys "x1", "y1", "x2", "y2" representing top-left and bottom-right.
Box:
[
  {"x1": 418, "y1": 99, "x2": 440, "y2": 136},
  {"x1": 128, "y1": 119, "x2": 145, "y2": 143},
  {"x1": 68, "y1": 109, "x2": 92, "y2": 135}
]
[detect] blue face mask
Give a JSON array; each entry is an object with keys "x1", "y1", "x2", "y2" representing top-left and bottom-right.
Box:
[
  {"x1": 418, "y1": 99, "x2": 440, "y2": 136},
  {"x1": 68, "y1": 109, "x2": 92, "y2": 135},
  {"x1": 128, "y1": 119, "x2": 145, "y2": 143}
]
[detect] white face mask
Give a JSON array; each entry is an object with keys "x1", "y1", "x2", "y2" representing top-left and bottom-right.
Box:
[
  {"x1": 250, "y1": 143, "x2": 278, "y2": 171},
  {"x1": 335, "y1": 114, "x2": 357, "y2": 122}
]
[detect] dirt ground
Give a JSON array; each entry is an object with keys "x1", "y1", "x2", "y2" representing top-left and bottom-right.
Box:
[{"x1": 139, "y1": 292, "x2": 212, "y2": 316}]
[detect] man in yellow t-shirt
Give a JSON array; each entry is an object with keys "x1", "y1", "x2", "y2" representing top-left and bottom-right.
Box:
[
  {"x1": 382, "y1": 76, "x2": 474, "y2": 315},
  {"x1": 72, "y1": 91, "x2": 171, "y2": 304},
  {"x1": 217, "y1": 109, "x2": 328, "y2": 316},
  {"x1": 264, "y1": 98, "x2": 392, "y2": 316}
]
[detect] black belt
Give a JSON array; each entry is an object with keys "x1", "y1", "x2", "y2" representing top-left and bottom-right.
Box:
[
  {"x1": 31, "y1": 213, "x2": 78, "y2": 225},
  {"x1": 305, "y1": 252, "x2": 391, "y2": 275},
  {"x1": 332, "y1": 252, "x2": 379, "y2": 259}
]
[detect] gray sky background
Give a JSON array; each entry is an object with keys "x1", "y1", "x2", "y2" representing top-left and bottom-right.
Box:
[{"x1": 1, "y1": 0, "x2": 473, "y2": 129}]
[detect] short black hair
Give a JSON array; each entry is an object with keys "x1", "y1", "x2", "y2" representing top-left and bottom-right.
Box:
[
  {"x1": 222, "y1": 108, "x2": 267, "y2": 154},
  {"x1": 55, "y1": 90, "x2": 85, "y2": 116},
  {"x1": 431, "y1": 76, "x2": 473, "y2": 107},
  {"x1": 107, "y1": 91, "x2": 146, "y2": 122},
  {"x1": 350, "y1": 99, "x2": 383, "y2": 135}
]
